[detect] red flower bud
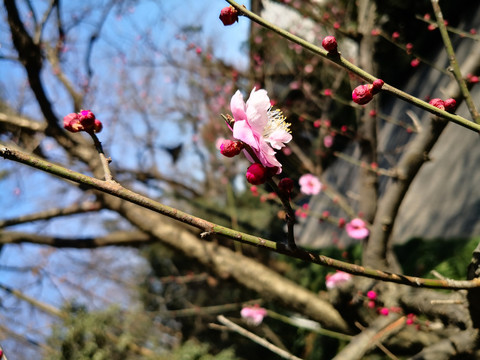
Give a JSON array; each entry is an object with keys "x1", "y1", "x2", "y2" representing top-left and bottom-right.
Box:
[
  {"x1": 322, "y1": 36, "x2": 338, "y2": 52},
  {"x1": 352, "y1": 85, "x2": 373, "y2": 105},
  {"x1": 371, "y1": 79, "x2": 384, "y2": 94},
  {"x1": 246, "y1": 163, "x2": 267, "y2": 185},
  {"x1": 278, "y1": 177, "x2": 294, "y2": 194},
  {"x1": 410, "y1": 58, "x2": 420, "y2": 68},
  {"x1": 219, "y1": 6, "x2": 239, "y2": 26},
  {"x1": 429, "y1": 98, "x2": 445, "y2": 110},
  {"x1": 93, "y1": 118, "x2": 103, "y2": 133},
  {"x1": 63, "y1": 113, "x2": 81, "y2": 132},
  {"x1": 220, "y1": 140, "x2": 244, "y2": 157},
  {"x1": 444, "y1": 98, "x2": 456, "y2": 113}
]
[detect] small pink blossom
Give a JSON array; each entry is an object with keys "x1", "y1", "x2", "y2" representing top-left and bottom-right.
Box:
[
  {"x1": 367, "y1": 290, "x2": 377, "y2": 300},
  {"x1": 241, "y1": 305, "x2": 267, "y2": 325},
  {"x1": 326, "y1": 271, "x2": 352, "y2": 289},
  {"x1": 323, "y1": 135, "x2": 334, "y2": 148},
  {"x1": 230, "y1": 88, "x2": 292, "y2": 174},
  {"x1": 345, "y1": 218, "x2": 370, "y2": 239},
  {"x1": 299, "y1": 174, "x2": 322, "y2": 195}
]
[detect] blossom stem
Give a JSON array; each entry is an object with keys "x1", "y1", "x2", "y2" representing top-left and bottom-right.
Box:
[
  {"x1": 4, "y1": 144, "x2": 480, "y2": 290},
  {"x1": 88, "y1": 131, "x2": 114, "y2": 182},
  {"x1": 224, "y1": 0, "x2": 480, "y2": 132},
  {"x1": 242, "y1": 143, "x2": 297, "y2": 250}
]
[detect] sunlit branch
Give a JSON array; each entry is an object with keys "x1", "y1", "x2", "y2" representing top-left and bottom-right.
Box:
[
  {"x1": 3, "y1": 144, "x2": 480, "y2": 290},
  {"x1": 0, "y1": 201, "x2": 102, "y2": 229},
  {"x1": 225, "y1": 0, "x2": 480, "y2": 132},
  {"x1": 0, "y1": 230, "x2": 152, "y2": 248},
  {"x1": 216, "y1": 315, "x2": 303, "y2": 360}
]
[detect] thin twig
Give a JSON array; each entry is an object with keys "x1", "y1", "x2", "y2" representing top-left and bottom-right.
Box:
[
  {"x1": 4, "y1": 144, "x2": 480, "y2": 290},
  {"x1": 217, "y1": 315, "x2": 303, "y2": 360},
  {"x1": 430, "y1": 0, "x2": 480, "y2": 123},
  {"x1": 88, "y1": 131, "x2": 114, "y2": 181}
]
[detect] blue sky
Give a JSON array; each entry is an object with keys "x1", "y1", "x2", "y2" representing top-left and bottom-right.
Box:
[{"x1": 0, "y1": 1, "x2": 251, "y2": 356}]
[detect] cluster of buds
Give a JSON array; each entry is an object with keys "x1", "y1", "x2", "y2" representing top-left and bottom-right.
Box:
[
  {"x1": 352, "y1": 79, "x2": 384, "y2": 105},
  {"x1": 429, "y1": 98, "x2": 457, "y2": 113},
  {"x1": 219, "y1": 139, "x2": 281, "y2": 185},
  {"x1": 63, "y1": 110, "x2": 102, "y2": 133}
]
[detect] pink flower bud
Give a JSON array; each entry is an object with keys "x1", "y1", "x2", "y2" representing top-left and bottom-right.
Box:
[
  {"x1": 246, "y1": 163, "x2": 267, "y2": 185},
  {"x1": 379, "y1": 307, "x2": 389, "y2": 316},
  {"x1": 219, "y1": 6, "x2": 239, "y2": 26},
  {"x1": 93, "y1": 119, "x2": 103, "y2": 133},
  {"x1": 371, "y1": 79, "x2": 384, "y2": 95},
  {"x1": 410, "y1": 58, "x2": 420, "y2": 67},
  {"x1": 63, "y1": 113, "x2": 81, "y2": 132},
  {"x1": 444, "y1": 98, "x2": 456, "y2": 112},
  {"x1": 406, "y1": 43, "x2": 413, "y2": 54},
  {"x1": 220, "y1": 140, "x2": 244, "y2": 157},
  {"x1": 278, "y1": 177, "x2": 294, "y2": 194},
  {"x1": 322, "y1": 36, "x2": 338, "y2": 52},
  {"x1": 392, "y1": 31, "x2": 400, "y2": 40},
  {"x1": 367, "y1": 290, "x2": 377, "y2": 300},
  {"x1": 429, "y1": 98, "x2": 445, "y2": 110},
  {"x1": 352, "y1": 85, "x2": 373, "y2": 105}
]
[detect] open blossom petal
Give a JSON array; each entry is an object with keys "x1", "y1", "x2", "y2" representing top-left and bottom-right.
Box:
[
  {"x1": 230, "y1": 88, "x2": 291, "y2": 174},
  {"x1": 230, "y1": 90, "x2": 247, "y2": 122},
  {"x1": 233, "y1": 117, "x2": 258, "y2": 150}
]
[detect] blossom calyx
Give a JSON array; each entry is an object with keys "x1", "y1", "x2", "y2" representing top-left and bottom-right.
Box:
[
  {"x1": 219, "y1": 6, "x2": 239, "y2": 26},
  {"x1": 246, "y1": 163, "x2": 267, "y2": 185},
  {"x1": 322, "y1": 36, "x2": 338, "y2": 53},
  {"x1": 220, "y1": 140, "x2": 244, "y2": 157},
  {"x1": 352, "y1": 85, "x2": 374, "y2": 105}
]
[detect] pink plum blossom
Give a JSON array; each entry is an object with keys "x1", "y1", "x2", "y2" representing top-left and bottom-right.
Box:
[
  {"x1": 299, "y1": 174, "x2": 322, "y2": 195},
  {"x1": 231, "y1": 88, "x2": 292, "y2": 174},
  {"x1": 241, "y1": 305, "x2": 268, "y2": 325},
  {"x1": 326, "y1": 271, "x2": 352, "y2": 289},
  {"x1": 346, "y1": 218, "x2": 370, "y2": 240},
  {"x1": 323, "y1": 135, "x2": 333, "y2": 148}
]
